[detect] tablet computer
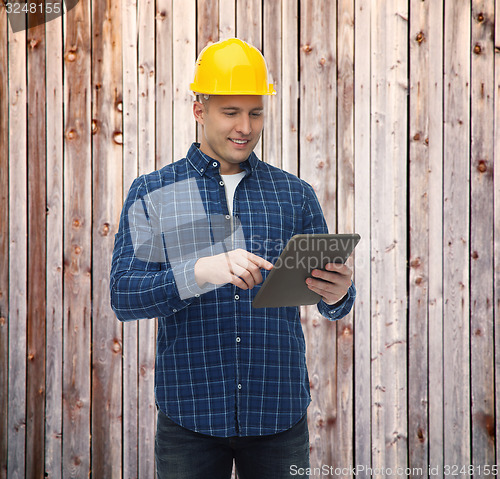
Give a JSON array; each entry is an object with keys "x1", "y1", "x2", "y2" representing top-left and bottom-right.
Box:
[{"x1": 252, "y1": 233, "x2": 360, "y2": 308}]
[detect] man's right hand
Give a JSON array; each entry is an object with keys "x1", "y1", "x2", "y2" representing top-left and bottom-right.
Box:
[{"x1": 194, "y1": 249, "x2": 273, "y2": 290}]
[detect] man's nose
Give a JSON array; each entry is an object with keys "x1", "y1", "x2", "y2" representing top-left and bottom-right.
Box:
[{"x1": 235, "y1": 115, "x2": 252, "y2": 135}]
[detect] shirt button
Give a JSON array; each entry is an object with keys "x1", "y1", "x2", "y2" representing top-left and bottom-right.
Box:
[
  {"x1": 236, "y1": 337, "x2": 241, "y2": 343},
  {"x1": 200, "y1": 168, "x2": 204, "y2": 172},
  {"x1": 234, "y1": 294, "x2": 240, "y2": 300},
  {"x1": 212, "y1": 162, "x2": 218, "y2": 168},
  {"x1": 225, "y1": 215, "x2": 231, "y2": 220},
  {"x1": 172, "y1": 309, "x2": 177, "y2": 313},
  {"x1": 238, "y1": 384, "x2": 242, "y2": 390},
  {"x1": 219, "y1": 180, "x2": 224, "y2": 186},
  {"x1": 195, "y1": 294, "x2": 200, "y2": 298}
]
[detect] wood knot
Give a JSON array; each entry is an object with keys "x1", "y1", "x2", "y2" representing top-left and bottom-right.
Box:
[
  {"x1": 0, "y1": 317, "x2": 5, "y2": 326},
  {"x1": 302, "y1": 44, "x2": 313, "y2": 54},
  {"x1": 474, "y1": 43, "x2": 482, "y2": 55},
  {"x1": 65, "y1": 50, "x2": 77, "y2": 62},
  {"x1": 74, "y1": 245, "x2": 82, "y2": 255},
  {"x1": 72, "y1": 219, "x2": 81, "y2": 228},
  {"x1": 477, "y1": 12, "x2": 484, "y2": 22},
  {"x1": 413, "y1": 133, "x2": 420, "y2": 141},
  {"x1": 416, "y1": 32, "x2": 424, "y2": 44},
  {"x1": 116, "y1": 101, "x2": 123, "y2": 112},
  {"x1": 417, "y1": 428, "x2": 425, "y2": 442},
  {"x1": 29, "y1": 38, "x2": 40, "y2": 49},
  {"x1": 91, "y1": 119, "x2": 98, "y2": 135},
  {"x1": 156, "y1": 10, "x2": 166, "y2": 20},
  {"x1": 65, "y1": 128, "x2": 77, "y2": 140},
  {"x1": 410, "y1": 258, "x2": 421, "y2": 268},
  {"x1": 101, "y1": 223, "x2": 110, "y2": 236},
  {"x1": 477, "y1": 160, "x2": 487, "y2": 173},
  {"x1": 471, "y1": 251, "x2": 479, "y2": 260},
  {"x1": 113, "y1": 131, "x2": 123, "y2": 145},
  {"x1": 111, "y1": 339, "x2": 122, "y2": 353}
]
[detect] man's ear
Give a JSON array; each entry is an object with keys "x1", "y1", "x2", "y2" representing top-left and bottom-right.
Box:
[{"x1": 193, "y1": 101, "x2": 205, "y2": 126}]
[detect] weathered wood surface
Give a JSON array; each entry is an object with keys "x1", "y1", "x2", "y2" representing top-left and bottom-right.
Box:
[
  {"x1": 26, "y1": 9, "x2": 47, "y2": 479},
  {"x1": 0, "y1": 6, "x2": 9, "y2": 479},
  {"x1": 137, "y1": 1, "x2": 157, "y2": 477},
  {"x1": 408, "y1": 0, "x2": 430, "y2": 472},
  {"x1": 426, "y1": 0, "x2": 445, "y2": 473},
  {"x1": 7, "y1": 11, "x2": 28, "y2": 479},
  {"x1": 62, "y1": 0, "x2": 92, "y2": 476},
  {"x1": 91, "y1": 0, "x2": 123, "y2": 477},
  {"x1": 470, "y1": 0, "x2": 496, "y2": 470},
  {"x1": 45, "y1": 9, "x2": 64, "y2": 479},
  {"x1": 443, "y1": 0, "x2": 472, "y2": 467},
  {"x1": 299, "y1": 0, "x2": 338, "y2": 467},
  {"x1": 495, "y1": 0, "x2": 500, "y2": 466},
  {"x1": 1, "y1": 1, "x2": 500, "y2": 477},
  {"x1": 353, "y1": 0, "x2": 371, "y2": 472}
]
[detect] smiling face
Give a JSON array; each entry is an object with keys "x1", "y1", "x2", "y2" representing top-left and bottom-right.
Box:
[{"x1": 193, "y1": 95, "x2": 264, "y2": 174}]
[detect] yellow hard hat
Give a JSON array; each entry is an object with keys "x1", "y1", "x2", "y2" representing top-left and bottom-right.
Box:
[{"x1": 190, "y1": 38, "x2": 276, "y2": 96}]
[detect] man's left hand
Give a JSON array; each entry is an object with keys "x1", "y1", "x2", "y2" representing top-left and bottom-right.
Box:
[{"x1": 305, "y1": 263, "x2": 353, "y2": 306}]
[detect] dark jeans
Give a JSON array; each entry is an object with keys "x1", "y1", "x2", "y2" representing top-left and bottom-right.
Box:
[{"x1": 155, "y1": 409, "x2": 310, "y2": 479}]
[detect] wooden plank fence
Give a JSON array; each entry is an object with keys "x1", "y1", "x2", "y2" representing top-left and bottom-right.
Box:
[{"x1": 1, "y1": 0, "x2": 499, "y2": 477}]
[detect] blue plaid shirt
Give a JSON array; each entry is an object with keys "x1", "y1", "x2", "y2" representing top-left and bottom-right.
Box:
[{"x1": 110, "y1": 143, "x2": 356, "y2": 437}]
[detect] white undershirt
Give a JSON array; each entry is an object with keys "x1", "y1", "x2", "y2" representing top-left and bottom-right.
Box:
[{"x1": 221, "y1": 172, "x2": 246, "y2": 215}]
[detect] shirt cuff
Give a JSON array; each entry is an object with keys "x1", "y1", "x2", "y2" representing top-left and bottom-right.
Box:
[
  {"x1": 317, "y1": 281, "x2": 356, "y2": 321},
  {"x1": 171, "y1": 257, "x2": 218, "y2": 300}
]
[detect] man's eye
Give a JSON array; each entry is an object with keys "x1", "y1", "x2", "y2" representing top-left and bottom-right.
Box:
[
  {"x1": 225, "y1": 112, "x2": 236, "y2": 116},
  {"x1": 251, "y1": 112, "x2": 262, "y2": 117}
]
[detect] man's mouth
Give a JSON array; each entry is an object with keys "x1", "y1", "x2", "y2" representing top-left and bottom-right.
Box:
[{"x1": 229, "y1": 138, "x2": 250, "y2": 145}]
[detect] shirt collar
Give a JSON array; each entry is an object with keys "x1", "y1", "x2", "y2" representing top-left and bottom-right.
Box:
[{"x1": 186, "y1": 142, "x2": 260, "y2": 177}]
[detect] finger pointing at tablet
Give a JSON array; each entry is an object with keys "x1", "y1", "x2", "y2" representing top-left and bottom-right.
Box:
[{"x1": 195, "y1": 249, "x2": 274, "y2": 290}]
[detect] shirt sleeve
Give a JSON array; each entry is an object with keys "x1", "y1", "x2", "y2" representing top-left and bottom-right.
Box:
[
  {"x1": 300, "y1": 180, "x2": 356, "y2": 321},
  {"x1": 109, "y1": 175, "x2": 212, "y2": 322}
]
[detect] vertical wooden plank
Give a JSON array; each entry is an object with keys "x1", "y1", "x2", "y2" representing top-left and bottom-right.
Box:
[
  {"x1": 138, "y1": 0, "x2": 158, "y2": 476},
  {"x1": 370, "y1": 0, "x2": 408, "y2": 472},
  {"x1": 443, "y1": 0, "x2": 471, "y2": 466},
  {"x1": 219, "y1": 0, "x2": 235, "y2": 39},
  {"x1": 121, "y1": 0, "x2": 140, "y2": 475},
  {"x1": 495, "y1": 0, "x2": 500, "y2": 464},
  {"x1": 7, "y1": 16, "x2": 27, "y2": 479},
  {"x1": 470, "y1": 0, "x2": 496, "y2": 468},
  {"x1": 262, "y1": 0, "x2": 282, "y2": 168},
  {"x1": 91, "y1": 0, "x2": 124, "y2": 477},
  {"x1": 26, "y1": 9, "x2": 47, "y2": 478},
  {"x1": 281, "y1": 0, "x2": 299, "y2": 176},
  {"x1": 236, "y1": 0, "x2": 262, "y2": 159},
  {"x1": 426, "y1": 0, "x2": 444, "y2": 472},
  {"x1": 335, "y1": 0, "x2": 355, "y2": 470},
  {"x1": 122, "y1": 0, "x2": 139, "y2": 475},
  {"x1": 196, "y1": 0, "x2": 219, "y2": 142},
  {"x1": 63, "y1": 0, "x2": 92, "y2": 475},
  {"x1": 408, "y1": 0, "x2": 429, "y2": 471},
  {"x1": 353, "y1": 0, "x2": 372, "y2": 471},
  {"x1": 0, "y1": 6, "x2": 9, "y2": 479},
  {"x1": 198, "y1": 0, "x2": 219, "y2": 47},
  {"x1": 156, "y1": 0, "x2": 173, "y2": 169},
  {"x1": 172, "y1": 0, "x2": 196, "y2": 162},
  {"x1": 45, "y1": 6, "x2": 64, "y2": 478},
  {"x1": 299, "y1": 0, "x2": 337, "y2": 467}
]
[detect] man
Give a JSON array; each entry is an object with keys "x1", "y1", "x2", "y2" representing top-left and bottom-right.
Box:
[{"x1": 110, "y1": 38, "x2": 356, "y2": 479}]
